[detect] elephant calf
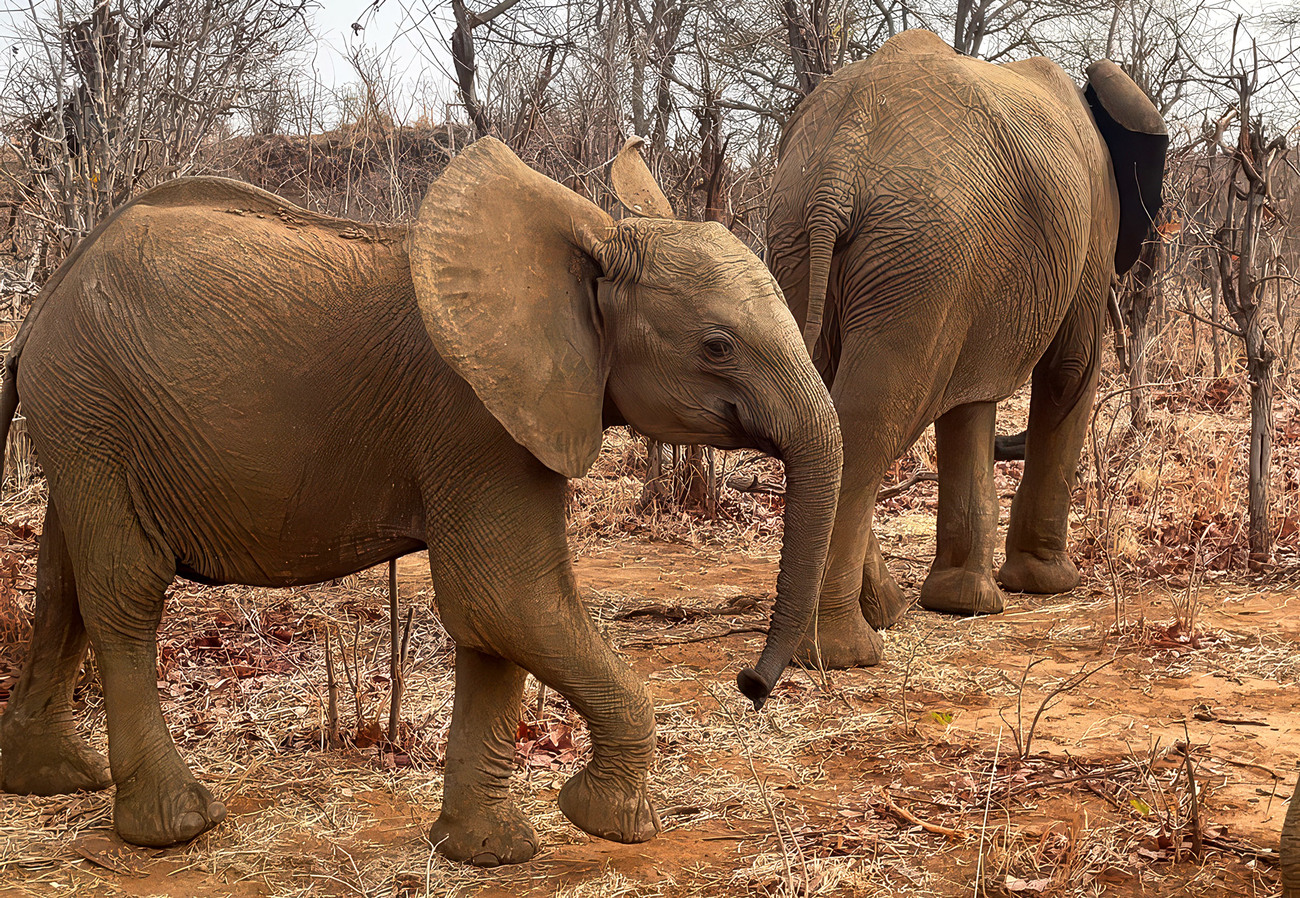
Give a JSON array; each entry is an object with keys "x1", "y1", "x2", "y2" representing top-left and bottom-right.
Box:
[
  {"x1": 767, "y1": 30, "x2": 1167, "y2": 667},
  {"x1": 0, "y1": 138, "x2": 841, "y2": 864}
]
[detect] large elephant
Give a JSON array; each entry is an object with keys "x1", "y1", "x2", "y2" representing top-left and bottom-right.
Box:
[
  {"x1": 0, "y1": 138, "x2": 842, "y2": 864},
  {"x1": 766, "y1": 30, "x2": 1166, "y2": 667},
  {"x1": 1286, "y1": 777, "x2": 1299, "y2": 897}
]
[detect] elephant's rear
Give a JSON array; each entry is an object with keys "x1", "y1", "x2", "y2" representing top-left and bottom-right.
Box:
[
  {"x1": 769, "y1": 30, "x2": 1098, "y2": 398},
  {"x1": 20, "y1": 180, "x2": 407, "y2": 463}
]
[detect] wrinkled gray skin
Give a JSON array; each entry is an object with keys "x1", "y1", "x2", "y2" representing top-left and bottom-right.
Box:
[
  {"x1": 1285, "y1": 777, "x2": 1299, "y2": 897},
  {"x1": 767, "y1": 31, "x2": 1166, "y2": 667},
  {"x1": 0, "y1": 138, "x2": 841, "y2": 865}
]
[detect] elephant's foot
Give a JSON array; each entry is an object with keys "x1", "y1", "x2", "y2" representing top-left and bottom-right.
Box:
[
  {"x1": 999, "y1": 549, "x2": 1080, "y2": 595},
  {"x1": 113, "y1": 765, "x2": 227, "y2": 847},
  {"x1": 0, "y1": 716, "x2": 111, "y2": 796},
  {"x1": 797, "y1": 611, "x2": 884, "y2": 669},
  {"x1": 919, "y1": 567, "x2": 1004, "y2": 616},
  {"x1": 558, "y1": 765, "x2": 659, "y2": 844},
  {"x1": 859, "y1": 571, "x2": 910, "y2": 630},
  {"x1": 430, "y1": 802, "x2": 539, "y2": 866}
]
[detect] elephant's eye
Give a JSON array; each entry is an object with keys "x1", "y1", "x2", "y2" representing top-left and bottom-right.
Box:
[{"x1": 703, "y1": 336, "x2": 734, "y2": 363}]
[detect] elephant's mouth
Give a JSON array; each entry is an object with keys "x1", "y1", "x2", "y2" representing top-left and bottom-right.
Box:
[{"x1": 643, "y1": 401, "x2": 754, "y2": 452}]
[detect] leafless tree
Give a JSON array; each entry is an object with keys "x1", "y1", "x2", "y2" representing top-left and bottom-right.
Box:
[
  {"x1": 1202, "y1": 30, "x2": 1293, "y2": 566},
  {"x1": 0, "y1": 0, "x2": 308, "y2": 271}
]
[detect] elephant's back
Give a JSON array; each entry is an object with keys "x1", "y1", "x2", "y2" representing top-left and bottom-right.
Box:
[{"x1": 21, "y1": 185, "x2": 432, "y2": 430}]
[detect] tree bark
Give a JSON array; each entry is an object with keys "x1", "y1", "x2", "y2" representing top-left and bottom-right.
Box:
[
  {"x1": 449, "y1": 0, "x2": 524, "y2": 137},
  {"x1": 1124, "y1": 235, "x2": 1162, "y2": 432}
]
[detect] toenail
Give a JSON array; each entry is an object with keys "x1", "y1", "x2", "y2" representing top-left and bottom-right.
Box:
[{"x1": 178, "y1": 811, "x2": 205, "y2": 836}]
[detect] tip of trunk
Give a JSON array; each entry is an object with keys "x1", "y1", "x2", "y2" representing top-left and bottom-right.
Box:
[{"x1": 736, "y1": 668, "x2": 770, "y2": 711}]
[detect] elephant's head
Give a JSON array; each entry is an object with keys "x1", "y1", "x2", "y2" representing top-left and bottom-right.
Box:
[{"x1": 410, "y1": 137, "x2": 842, "y2": 709}]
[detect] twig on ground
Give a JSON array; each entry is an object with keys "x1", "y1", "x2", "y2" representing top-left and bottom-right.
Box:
[
  {"x1": 709, "y1": 684, "x2": 808, "y2": 897},
  {"x1": 879, "y1": 789, "x2": 964, "y2": 838},
  {"x1": 974, "y1": 727, "x2": 1004, "y2": 894},
  {"x1": 324, "y1": 628, "x2": 340, "y2": 750},
  {"x1": 628, "y1": 625, "x2": 767, "y2": 647},
  {"x1": 1181, "y1": 724, "x2": 1203, "y2": 860}
]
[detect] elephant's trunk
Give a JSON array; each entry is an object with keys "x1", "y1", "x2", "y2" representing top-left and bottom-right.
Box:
[
  {"x1": 1283, "y1": 777, "x2": 1300, "y2": 898},
  {"x1": 736, "y1": 387, "x2": 842, "y2": 710}
]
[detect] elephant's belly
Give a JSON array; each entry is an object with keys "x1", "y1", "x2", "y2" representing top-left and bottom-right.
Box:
[
  {"x1": 944, "y1": 347, "x2": 1040, "y2": 408},
  {"x1": 175, "y1": 537, "x2": 427, "y2": 587},
  {"x1": 132, "y1": 448, "x2": 430, "y2": 589}
]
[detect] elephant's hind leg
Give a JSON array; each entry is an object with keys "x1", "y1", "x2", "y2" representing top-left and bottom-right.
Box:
[
  {"x1": 797, "y1": 464, "x2": 889, "y2": 668},
  {"x1": 797, "y1": 364, "x2": 907, "y2": 666},
  {"x1": 0, "y1": 502, "x2": 111, "y2": 795},
  {"x1": 59, "y1": 475, "x2": 226, "y2": 847},
  {"x1": 860, "y1": 527, "x2": 909, "y2": 630},
  {"x1": 919, "y1": 401, "x2": 1005, "y2": 615},
  {"x1": 1001, "y1": 278, "x2": 1104, "y2": 594},
  {"x1": 429, "y1": 647, "x2": 538, "y2": 866}
]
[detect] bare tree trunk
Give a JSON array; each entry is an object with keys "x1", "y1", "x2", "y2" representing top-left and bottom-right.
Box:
[
  {"x1": 1245, "y1": 317, "x2": 1276, "y2": 565},
  {"x1": 1211, "y1": 78, "x2": 1288, "y2": 567},
  {"x1": 1208, "y1": 258, "x2": 1223, "y2": 378},
  {"x1": 1124, "y1": 234, "x2": 1162, "y2": 432},
  {"x1": 449, "y1": 0, "x2": 525, "y2": 138},
  {"x1": 639, "y1": 436, "x2": 671, "y2": 507}
]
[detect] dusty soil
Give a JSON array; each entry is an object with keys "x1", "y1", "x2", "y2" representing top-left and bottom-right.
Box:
[{"x1": 0, "y1": 492, "x2": 1294, "y2": 897}]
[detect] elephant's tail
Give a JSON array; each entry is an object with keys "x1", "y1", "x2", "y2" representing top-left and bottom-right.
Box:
[
  {"x1": 801, "y1": 182, "x2": 854, "y2": 358},
  {"x1": 802, "y1": 224, "x2": 835, "y2": 356}
]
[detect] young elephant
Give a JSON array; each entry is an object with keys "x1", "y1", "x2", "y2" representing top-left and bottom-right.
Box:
[
  {"x1": 0, "y1": 138, "x2": 842, "y2": 864},
  {"x1": 766, "y1": 30, "x2": 1166, "y2": 667}
]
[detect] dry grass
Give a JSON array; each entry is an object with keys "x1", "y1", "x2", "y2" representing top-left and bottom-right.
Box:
[{"x1": 0, "y1": 284, "x2": 1296, "y2": 897}]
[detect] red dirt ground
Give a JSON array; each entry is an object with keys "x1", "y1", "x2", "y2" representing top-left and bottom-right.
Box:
[{"x1": 0, "y1": 520, "x2": 1294, "y2": 897}]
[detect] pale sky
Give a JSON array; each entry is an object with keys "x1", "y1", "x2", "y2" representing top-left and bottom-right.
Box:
[{"x1": 306, "y1": 0, "x2": 458, "y2": 109}]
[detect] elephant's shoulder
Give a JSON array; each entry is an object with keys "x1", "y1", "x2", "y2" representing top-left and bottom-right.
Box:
[
  {"x1": 998, "y1": 57, "x2": 1086, "y2": 113},
  {"x1": 123, "y1": 177, "x2": 406, "y2": 244},
  {"x1": 872, "y1": 29, "x2": 955, "y2": 63}
]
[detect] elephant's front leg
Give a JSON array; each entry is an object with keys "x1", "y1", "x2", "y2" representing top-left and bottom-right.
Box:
[
  {"x1": 429, "y1": 647, "x2": 538, "y2": 866},
  {"x1": 427, "y1": 469, "x2": 659, "y2": 865},
  {"x1": 1001, "y1": 279, "x2": 1104, "y2": 594},
  {"x1": 919, "y1": 401, "x2": 1005, "y2": 615},
  {"x1": 433, "y1": 572, "x2": 659, "y2": 863}
]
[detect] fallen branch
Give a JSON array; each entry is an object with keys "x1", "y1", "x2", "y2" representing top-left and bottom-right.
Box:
[
  {"x1": 628, "y1": 625, "x2": 767, "y2": 647},
  {"x1": 878, "y1": 470, "x2": 938, "y2": 500},
  {"x1": 727, "y1": 468, "x2": 938, "y2": 502},
  {"x1": 726, "y1": 473, "x2": 783, "y2": 495},
  {"x1": 880, "y1": 789, "x2": 965, "y2": 838}
]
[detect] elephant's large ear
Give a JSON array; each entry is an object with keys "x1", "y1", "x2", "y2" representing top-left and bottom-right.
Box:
[
  {"x1": 410, "y1": 137, "x2": 615, "y2": 479},
  {"x1": 609, "y1": 137, "x2": 676, "y2": 219},
  {"x1": 1085, "y1": 60, "x2": 1168, "y2": 275}
]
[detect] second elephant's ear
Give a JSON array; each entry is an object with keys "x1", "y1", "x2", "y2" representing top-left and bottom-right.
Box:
[
  {"x1": 1085, "y1": 60, "x2": 1169, "y2": 274},
  {"x1": 410, "y1": 137, "x2": 615, "y2": 479},
  {"x1": 610, "y1": 137, "x2": 676, "y2": 219}
]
